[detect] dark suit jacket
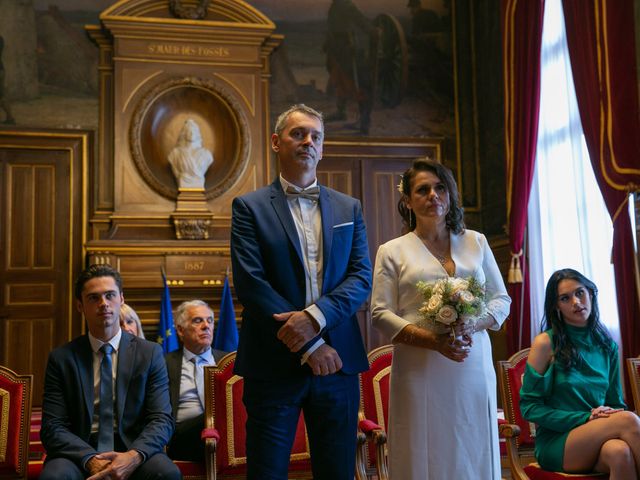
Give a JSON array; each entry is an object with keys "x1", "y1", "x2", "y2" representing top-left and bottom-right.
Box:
[
  {"x1": 165, "y1": 346, "x2": 228, "y2": 418},
  {"x1": 40, "y1": 332, "x2": 174, "y2": 464},
  {"x1": 230, "y1": 179, "x2": 372, "y2": 380}
]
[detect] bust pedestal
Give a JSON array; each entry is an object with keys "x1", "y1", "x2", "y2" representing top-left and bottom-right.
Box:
[{"x1": 171, "y1": 188, "x2": 214, "y2": 239}]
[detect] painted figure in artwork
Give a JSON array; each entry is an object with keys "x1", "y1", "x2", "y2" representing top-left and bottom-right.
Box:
[{"x1": 0, "y1": 36, "x2": 16, "y2": 125}]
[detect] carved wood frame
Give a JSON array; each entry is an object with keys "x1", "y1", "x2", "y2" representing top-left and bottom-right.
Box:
[{"x1": 129, "y1": 76, "x2": 251, "y2": 201}]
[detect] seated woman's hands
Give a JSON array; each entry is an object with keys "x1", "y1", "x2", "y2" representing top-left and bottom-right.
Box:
[{"x1": 588, "y1": 406, "x2": 624, "y2": 421}]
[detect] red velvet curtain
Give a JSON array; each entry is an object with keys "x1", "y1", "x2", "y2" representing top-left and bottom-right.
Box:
[
  {"x1": 501, "y1": 0, "x2": 545, "y2": 356},
  {"x1": 562, "y1": 0, "x2": 640, "y2": 406}
]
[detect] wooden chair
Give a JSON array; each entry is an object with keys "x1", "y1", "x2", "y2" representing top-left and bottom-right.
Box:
[
  {"x1": 497, "y1": 349, "x2": 607, "y2": 480},
  {"x1": 627, "y1": 357, "x2": 640, "y2": 413},
  {"x1": 202, "y1": 352, "x2": 312, "y2": 480},
  {"x1": 357, "y1": 345, "x2": 392, "y2": 480},
  {"x1": 626, "y1": 357, "x2": 640, "y2": 413},
  {"x1": 0, "y1": 365, "x2": 33, "y2": 479}
]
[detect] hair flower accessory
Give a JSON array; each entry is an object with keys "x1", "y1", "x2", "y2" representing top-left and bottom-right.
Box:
[{"x1": 397, "y1": 175, "x2": 405, "y2": 195}]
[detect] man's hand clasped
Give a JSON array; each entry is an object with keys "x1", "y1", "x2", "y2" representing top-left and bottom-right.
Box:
[
  {"x1": 274, "y1": 311, "x2": 343, "y2": 375},
  {"x1": 307, "y1": 344, "x2": 342, "y2": 376},
  {"x1": 274, "y1": 311, "x2": 319, "y2": 352},
  {"x1": 86, "y1": 450, "x2": 143, "y2": 480}
]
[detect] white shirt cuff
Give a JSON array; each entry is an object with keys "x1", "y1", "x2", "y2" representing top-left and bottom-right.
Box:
[
  {"x1": 304, "y1": 304, "x2": 326, "y2": 330},
  {"x1": 300, "y1": 338, "x2": 325, "y2": 365}
]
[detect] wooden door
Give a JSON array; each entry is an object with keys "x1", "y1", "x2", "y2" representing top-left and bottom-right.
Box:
[
  {"x1": 320, "y1": 137, "x2": 442, "y2": 351},
  {"x1": 0, "y1": 129, "x2": 87, "y2": 405}
]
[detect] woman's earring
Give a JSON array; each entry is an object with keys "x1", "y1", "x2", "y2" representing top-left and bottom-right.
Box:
[{"x1": 409, "y1": 208, "x2": 414, "y2": 228}]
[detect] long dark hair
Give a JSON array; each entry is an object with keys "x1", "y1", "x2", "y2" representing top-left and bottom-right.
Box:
[
  {"x1": 541, "y1": 268, "x2": 613, "y2": 370},
  {"x1": 397, "y1": 158, "x2": 465, "y2": 234}
]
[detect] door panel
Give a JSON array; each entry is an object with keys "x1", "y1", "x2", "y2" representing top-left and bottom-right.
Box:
[{"x1": 0, "y1": 130, "x2": 87, "y2": 404}]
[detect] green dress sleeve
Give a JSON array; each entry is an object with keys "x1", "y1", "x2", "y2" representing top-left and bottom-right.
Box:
[
  {"x1": 604, "y1": 342, "x2": 627, "y2": 410},
  {"x1": 520, "y1": 362, "x2": 591, "y2": 433}
]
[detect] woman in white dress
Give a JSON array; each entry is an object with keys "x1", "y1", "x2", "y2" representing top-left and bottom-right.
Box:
[{"x1": 371, "y1": 159, "x2": 511, "y2": 479}]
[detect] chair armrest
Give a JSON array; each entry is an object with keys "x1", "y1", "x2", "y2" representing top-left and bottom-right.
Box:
[
  {"x1": 498, "y1": 422, "x2": 521, "y2": 439},
  {"x1": 202, "y1": 429, "x2": 219, "y2": 480},
  {"x1": 498, "y1": 423, "x2": 530, "y2": 480},
  {"x1": 355, "y1": 431, "x2": 368, "y2": 480},
  {"x1": 359, "y1": 418, "x2": 383, "y2": 435},
  {"x1": 201, "y1": 428, "x2": 221, "y2": 442},
  {"x1": 358, "y1": 418, "x2": 388, "y2": 480}
]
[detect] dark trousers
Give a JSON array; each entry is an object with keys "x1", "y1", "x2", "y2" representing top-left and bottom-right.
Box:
[
  {"x1": 243, "y1": 372, "x2": 360, "y2": 480},
  {"x1": 167, "y1": 413, "x2": 205, "y2": 462},
  {"x1": 39, "y1": 453, "x2": 181, "y2": 480},
  {"x1": 40, "y1": 434, "x2": 181, "y2": 480}
]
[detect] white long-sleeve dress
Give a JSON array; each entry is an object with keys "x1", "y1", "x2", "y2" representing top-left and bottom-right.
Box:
[{"x1": 371, "y1": 230, "x2": 511, "y2": 480}]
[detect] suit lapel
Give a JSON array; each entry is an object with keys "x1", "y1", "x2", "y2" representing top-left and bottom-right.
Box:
[
  {"x1": 76, "y1": 336, "x2": 95, "y2": 421},
  {"x1": 116, "y1": 333, "x2": 135, "y2": 425},
  {"x1": 270, "y1": 181, "x2": 304, "y2": 265},
  {"x1": 320, "y1": 186, "x2": 334, "y2": 291},
  {"x1": 167, "y1": 348, "x2": 183, "y2": 414}
]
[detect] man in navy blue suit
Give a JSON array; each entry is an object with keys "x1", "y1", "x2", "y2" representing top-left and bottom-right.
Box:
[
  {"x1": 231, "y1": 104, "x2": 372, "y2": 480},
  {"x1": 40, "y1": 265, "x2": 180, "y2": 480}
]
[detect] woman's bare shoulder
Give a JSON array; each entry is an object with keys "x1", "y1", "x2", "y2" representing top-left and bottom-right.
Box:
[{"x1": 528, "y1": 331, "x2": 553, "y2": 374}]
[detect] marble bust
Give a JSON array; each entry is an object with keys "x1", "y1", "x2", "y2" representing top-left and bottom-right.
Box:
[{"x1": 168, "y1": 119, "x2": 214, "y2": 189}]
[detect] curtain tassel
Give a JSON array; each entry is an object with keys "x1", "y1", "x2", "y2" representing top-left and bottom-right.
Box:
[{"x1": 508, "y1": 249, "x2": 524, "y2": 284}]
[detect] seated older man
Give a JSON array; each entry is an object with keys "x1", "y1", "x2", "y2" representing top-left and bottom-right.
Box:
[{"x1": 165, "y1": 300, "x2": 227, "y2": 462}]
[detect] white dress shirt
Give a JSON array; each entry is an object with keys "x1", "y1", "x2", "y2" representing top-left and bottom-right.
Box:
[
  {"x1": 279, "y1": 175, "x2": 328, "y2": 363},
  {"x1": 176, "y1": 347, "x2": 216, "y2": 422}
]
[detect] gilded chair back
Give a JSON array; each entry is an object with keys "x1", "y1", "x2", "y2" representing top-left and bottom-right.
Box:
[
  {"x1": 358, "y1": 345, "x2": 392, "y2": 479},
  {"x1": 497, "y1": 349, "x2": 607, "y2": 480},
  {"x1": 0, "y1": 365, "x2": 32, "y2": 479},
  {"x1": 203, "y1": 352, "x2": 312, "y2": 480},
  {"x1": 497, "y1": 348, "x2": 535, "y2": 450},
  {"x1": 626, "y1": 357, "x2": 640, "y2": 412}
]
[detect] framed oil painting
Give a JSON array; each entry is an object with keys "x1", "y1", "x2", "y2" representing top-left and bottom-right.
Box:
[{"x1": 0, "y1": 0, "x2": 454, "y2": 141}]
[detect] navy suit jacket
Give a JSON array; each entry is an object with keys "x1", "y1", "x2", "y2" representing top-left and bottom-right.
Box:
[
  {"x1": 230, "y1": 179, "x2": 372, "y2": 379},
  {"x1": 40, "y1": 332, "x2": 174, "y2": 464},
  {"x1": 165, "y1": 346, "x2": 228, "y2": 418}
]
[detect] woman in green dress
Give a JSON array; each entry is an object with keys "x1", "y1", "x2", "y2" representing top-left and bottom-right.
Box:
[{"x1": 520, "y1": 268, "x2": 640, "y2": 478}]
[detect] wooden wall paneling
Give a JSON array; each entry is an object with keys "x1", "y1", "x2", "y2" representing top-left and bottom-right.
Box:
[
  {"x1": 0, "y1": 129, "x2": 88, "y2": 404},
  {"x1": 320, "y1": 137, "x2": 442, "y2": 351}
]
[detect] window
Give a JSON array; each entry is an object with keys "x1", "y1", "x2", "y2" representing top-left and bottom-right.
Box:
[{"x1": 527, "y1": 0, "x2": 620, "y2": 343}]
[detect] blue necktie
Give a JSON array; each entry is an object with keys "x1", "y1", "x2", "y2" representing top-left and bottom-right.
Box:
[
  {"x1": 97, "y1": 344, "x2": 114, "y2": 452},
  {"x1": 193, "y1": 356, "x2": 205, "y2": 408}
]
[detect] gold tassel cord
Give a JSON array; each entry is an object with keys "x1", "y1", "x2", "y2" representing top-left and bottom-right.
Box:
[{"x1": 508, "y1": 249, "x2": 524, "y2": 284}]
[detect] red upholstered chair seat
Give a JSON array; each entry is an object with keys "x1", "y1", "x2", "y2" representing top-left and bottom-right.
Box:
[
  {"x1": 204, "y1": 353, "x2": 312, "y2": 479},
  {"x1": 497, "y1": 349, "x2": 607, "y2": 480},
  {"x1": 357, "y1": 345, "x2": 392, "y2": 480},
  {"x1": 523, "y1": 463, "x2": 609, "y2": 479},
  {"x1": 0, "y1": 365, "x2": 33, "y2": 479}
]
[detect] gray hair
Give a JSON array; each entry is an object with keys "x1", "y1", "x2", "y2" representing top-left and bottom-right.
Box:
[
  {"x1": 274, "y1": 104, "x2": 324, "y2": 136},
  {"x1": 174, "y1": 300, "x2": 213, "y2": 328}
]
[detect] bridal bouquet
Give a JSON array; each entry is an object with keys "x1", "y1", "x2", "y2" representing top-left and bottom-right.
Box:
[{"x1": 416, "y1": 276, "x2": 486, "y2": 335}]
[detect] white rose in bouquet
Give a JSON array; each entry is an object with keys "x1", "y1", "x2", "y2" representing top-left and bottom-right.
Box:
[
  {"x1": 436, "y1": 305, "x2": 458, "y2": 325},
  {"x1": 456, "y1": 290, "x2": 475, "y2": 305},
  {"x1": 416, "y1": 276, "x2": 487, "y2": 334},
  {"x1": 450, "y1": 277, "x2": 469, "y2": 294},
  {"x1": 426, "y1": 293, "x2": 442, "y2": 314}
]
